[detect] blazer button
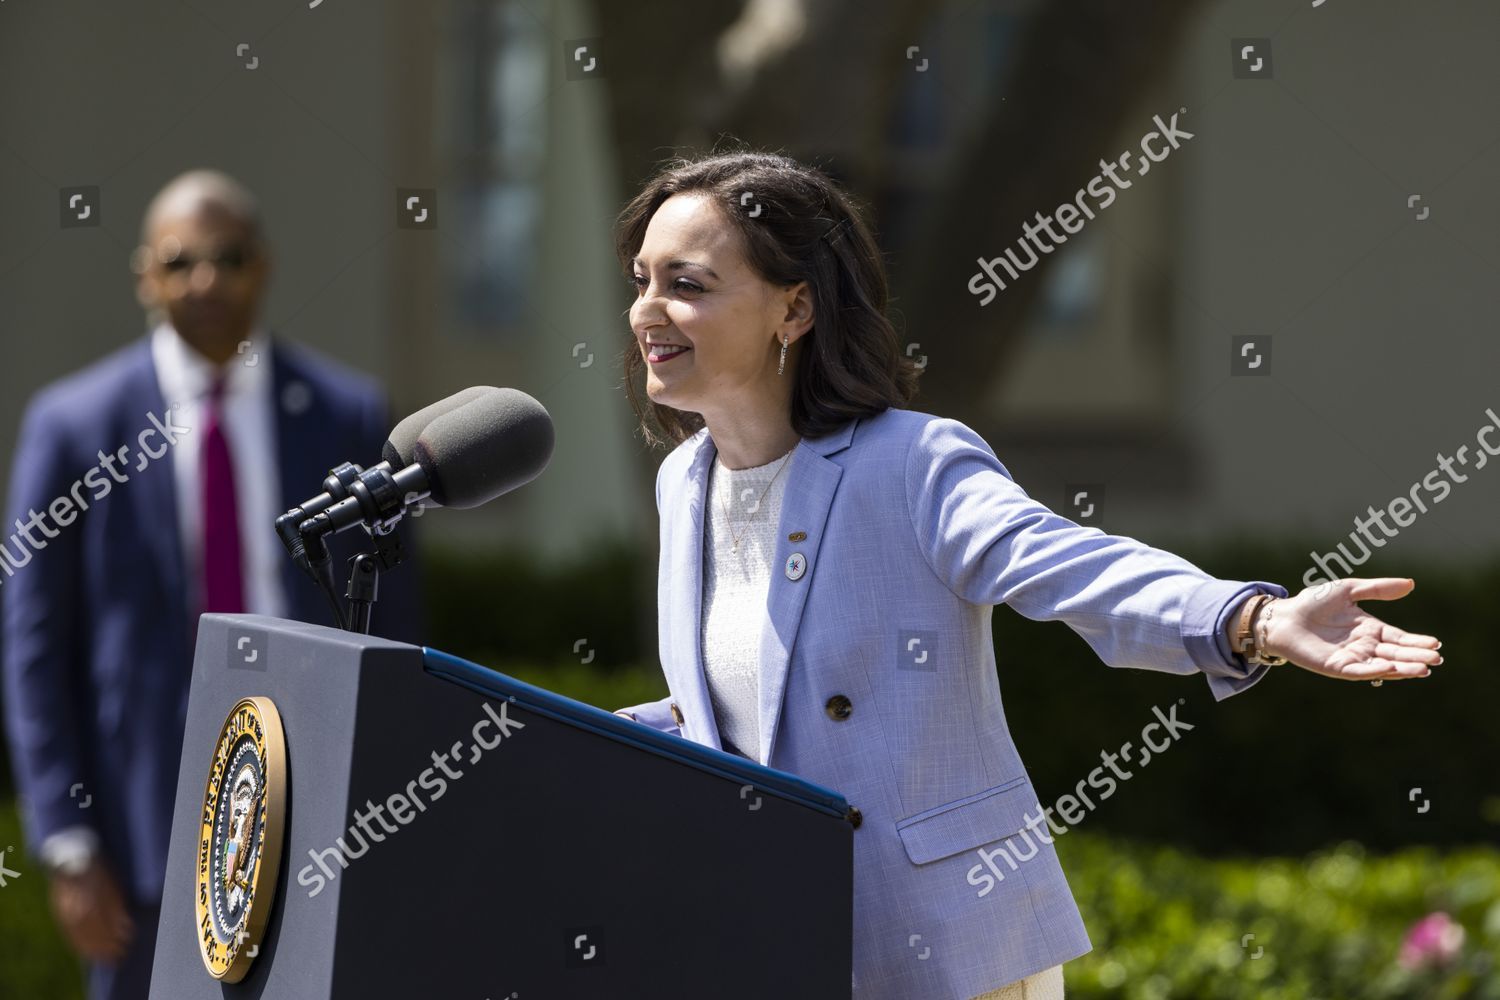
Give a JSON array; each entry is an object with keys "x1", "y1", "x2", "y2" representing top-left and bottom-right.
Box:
[
  {"x1": 846, "y1": 806, "x2": 863, "y2": 829},
  {"x1": 670, "y1": 703, "x2": 685, "y2": 727},
  {"x1": 825, "y1": 694, "x2": 853, "y2": 721}
]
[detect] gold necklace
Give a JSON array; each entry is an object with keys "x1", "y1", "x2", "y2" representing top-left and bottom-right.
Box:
[{"x1": 717, "y1": 448, "x2": 793, "y2": 553}]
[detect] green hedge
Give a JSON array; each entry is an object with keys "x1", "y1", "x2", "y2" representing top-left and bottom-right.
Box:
[
  {"x1": 3, "y1": 536, "x2": 1494, "y2": 852},
  {"x1": 4, "y1": 795, "x2": 1495, "y2": 999},
  {"x1": 423, "y1": 534, "x2": 654, "y2": 675},
  {"x1": 1057, "y1": 831, "x2": 1500, "y2": 999},
  {"x1": 0, "y1": 800, "x2": 84, "y2": 999},
  {"x1": 420, "y1": 537, "x2": 1498, "y2": 855},
  {"x1": 987, "y1": 539, "x2": 1499, "y2": 855}
]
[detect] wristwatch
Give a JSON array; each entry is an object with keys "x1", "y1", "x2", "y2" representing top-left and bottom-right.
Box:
[{"x1": 1232, "y1": 593, "x2": 1288, "y2": 666}]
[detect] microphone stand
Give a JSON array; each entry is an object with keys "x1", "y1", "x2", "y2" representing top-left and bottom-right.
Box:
[
  {"x1": 276, "y1": 462, "x2": 418, "y2": 636},
  {"x1": 344, "y1": 513, "x2": 409, "y2": 635}
]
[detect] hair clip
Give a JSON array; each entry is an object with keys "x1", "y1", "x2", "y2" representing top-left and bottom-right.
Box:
[{"x1": 822, "y1": 217, "x2": 852, "y2": 247}]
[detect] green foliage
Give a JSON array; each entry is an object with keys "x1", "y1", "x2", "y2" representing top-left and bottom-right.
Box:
[
  {"x1": 3, "y1": 796, "x2": 1495, "y2": 999},
  {"x1": 0, "y1": 801, "x2": 84, "y2": 1000},
  {"x1": 497, "y1": 658, "x2": 669, "y2": 713},
  {"x1": 1057, "y1": 830, "x2": 1500, "y2": 999},
  {"x1": 992, "y1": 539, "x2": 1499, "y2": 854},
  {"x1": 1, "y1": 536, "x2": 1494, "y2": 996},
  {"x1": 422, "y1": 534, "x2": 653, "y2": 674},
  {"x1": 419, "y1": 537, "x2": 1499, "y2": 853}
]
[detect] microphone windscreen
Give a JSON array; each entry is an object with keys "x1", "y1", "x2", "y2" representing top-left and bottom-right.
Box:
[
  {"x1": 413, "y1": 389, "x2": 554, "y2": 509},
  {"x1": 383, "y1": 387, "x2": 498, "y2": 468}
]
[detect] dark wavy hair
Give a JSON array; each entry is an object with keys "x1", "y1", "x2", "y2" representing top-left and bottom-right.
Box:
[{"x1": 613, "y1": 150, "x2": 921, "y2": 448}]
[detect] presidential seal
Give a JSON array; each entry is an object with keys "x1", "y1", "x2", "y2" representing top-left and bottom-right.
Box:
[{"x1": 195, "y1": 696, "x2": 286, "y2": 982}]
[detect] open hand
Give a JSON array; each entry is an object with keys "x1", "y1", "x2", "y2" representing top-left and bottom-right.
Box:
[{"x1": 1262, "y1": 577, "x2": 1443, "y2": 682}]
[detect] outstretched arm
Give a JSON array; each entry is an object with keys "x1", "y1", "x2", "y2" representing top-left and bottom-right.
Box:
[
  {"x1": 906, "y1": 417, "x2": 1285, "y2": 700},
  {"x1": 1225, "y1": 577, "x2": 1442, "y2": 683}
]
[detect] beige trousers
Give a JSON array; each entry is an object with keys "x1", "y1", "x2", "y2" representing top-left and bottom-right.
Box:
[{"x1": 968, "y1": 962, "x2": 1065, "y2": 1000}]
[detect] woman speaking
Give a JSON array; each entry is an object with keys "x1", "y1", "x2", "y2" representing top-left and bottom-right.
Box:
[{"x1": 611, "y1": 151, "x2": 1443, "y2": 1000}]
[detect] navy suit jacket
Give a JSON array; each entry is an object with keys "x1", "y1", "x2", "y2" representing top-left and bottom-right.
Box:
[{"x1": 1, "y1": 333, "x2": 423, "y2": 904}]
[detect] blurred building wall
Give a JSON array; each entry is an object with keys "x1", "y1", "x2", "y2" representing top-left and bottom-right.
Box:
[
  {"x1": 980, "y1": 0, "x2": 1499, "y2": 569},
  {"x1": 0, "y1": 0, "x2": 648, "y2": 565},
  {"x1": 2, "y1": 0, "x2": 1495, "y2": 578}
]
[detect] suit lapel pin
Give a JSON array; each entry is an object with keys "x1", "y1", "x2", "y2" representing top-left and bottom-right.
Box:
[
  {"x1": 281, "y1": 380, "x2": 313, "y2": 416},
  {"x1": 785, "y1": 552, "x2": 807, "y2": 581},
  {"x1": 788, "y1": 530, "x2": 806, "y2": 542}
]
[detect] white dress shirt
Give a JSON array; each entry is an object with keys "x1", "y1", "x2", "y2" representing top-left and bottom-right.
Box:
[{"x1": 149, "y1": 322, "x2": 287, "y2": 619}]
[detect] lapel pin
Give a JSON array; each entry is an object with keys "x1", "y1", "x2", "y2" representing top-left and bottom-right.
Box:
[
  {"x1": 280, "y1": 380, "x2": 313, "y2": 416},
  {"x1": 785, "y1": 552, "x2": 807, "y2": 581},
  {"x1": 788, "y1": 530, "x2": 806, "y2": 542}
]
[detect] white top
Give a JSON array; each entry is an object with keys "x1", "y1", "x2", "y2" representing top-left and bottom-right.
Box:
[
  {"x1": 700, "y1": 444, "x2": 796, "y2": 762},
  {"x1": 150, "y1": 322, "x2": 287, "y2": 619}
]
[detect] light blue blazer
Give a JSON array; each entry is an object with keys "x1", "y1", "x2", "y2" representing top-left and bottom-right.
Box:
[{"x1": 616, "y1": 406, "x2": 1285, "y2": 999}]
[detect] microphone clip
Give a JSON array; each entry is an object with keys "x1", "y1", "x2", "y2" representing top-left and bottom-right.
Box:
[{"x1": 275, "y1": 461, "x2": 423, "y2": 633}]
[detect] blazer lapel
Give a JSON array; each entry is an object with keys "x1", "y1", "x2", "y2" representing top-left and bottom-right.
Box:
[
  {"x1": 669, "y1": 435, "x2": 724, "y2": 751},
  {"x1": 124, "y1": 338, "x2": 190, "y2": 650},
  {"x1": 669, "y1": 417, "x2": 859, "y2": 763},
  {"x1": 754, "y1": 419, "x2": 856, "y2": 765}
]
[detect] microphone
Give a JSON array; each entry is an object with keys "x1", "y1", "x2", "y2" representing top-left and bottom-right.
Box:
[
  {"x1": 281, "y1": 387, "x2": 554, "y2": 550},
  {"x1": 275, "y1": 388, "x2": 554, "y2": 630},
  {"x1": 309, "y1": 388, "x2": 553, "y2": 536},
  {"x1": 408, "y1": 387, "x2": 555, "y2": 509},
  {"x1": 271, "y1": 384, "x2": 475, "y2": 573},
  {"x1": 382, "y1": 385, "x2": 495, "y2": 469}
]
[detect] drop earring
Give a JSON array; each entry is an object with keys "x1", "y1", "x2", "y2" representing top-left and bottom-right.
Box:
[{"x1": 778, "y1": 335, "x2": 788, "y2": 376}]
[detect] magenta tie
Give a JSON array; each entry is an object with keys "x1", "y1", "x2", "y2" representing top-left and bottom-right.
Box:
[{"x1": 200, "y1": 374, "x2": 246, "y2": 615}]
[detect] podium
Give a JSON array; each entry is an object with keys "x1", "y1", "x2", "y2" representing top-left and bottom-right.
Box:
[{"x1": 149, "y1": 615, "x2": 854, "y2": 998}]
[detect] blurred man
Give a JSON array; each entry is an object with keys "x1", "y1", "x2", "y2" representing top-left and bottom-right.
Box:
[{"x1": 1, "y1": 169, "x2": 422, "y2": 999}]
